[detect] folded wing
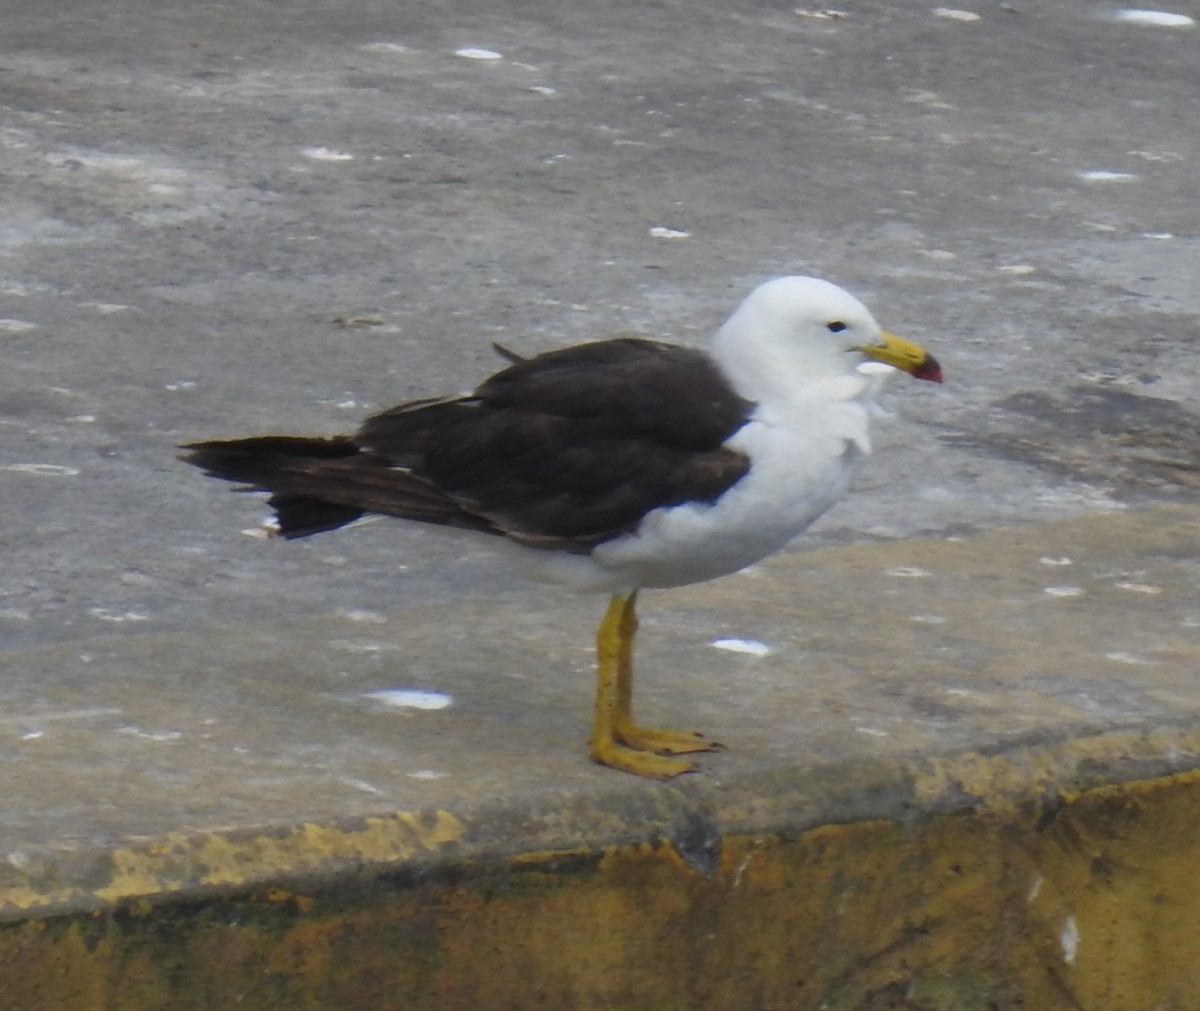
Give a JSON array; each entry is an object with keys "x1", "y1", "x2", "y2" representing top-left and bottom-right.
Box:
[{"x1": 183, "y1": 338, "x2": 754, "y2": 551}]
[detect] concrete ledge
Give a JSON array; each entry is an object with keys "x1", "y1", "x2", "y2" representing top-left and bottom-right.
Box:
[
  {"x1": 5, "y1": 767, "x2": 1200, "y2": 1009},
  {"x1": 3, "y1": 506, "x2": 1200, "y2": 1008}
]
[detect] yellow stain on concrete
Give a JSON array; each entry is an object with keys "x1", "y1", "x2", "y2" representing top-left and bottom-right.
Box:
[
  {"x1": 263, "y1": 887, "x2": 315, "y2": 911},
  {"x1": 1, "y1": 808, "x2": 465, "y2": 913},
  {"x1": 912, "y1": 728, "x2": 1200, "y2": 811}
]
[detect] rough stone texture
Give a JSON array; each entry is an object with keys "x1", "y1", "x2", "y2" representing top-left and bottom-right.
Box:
[{"x1": 2, "y1": 0, "x2": 1197, "y2": 654}]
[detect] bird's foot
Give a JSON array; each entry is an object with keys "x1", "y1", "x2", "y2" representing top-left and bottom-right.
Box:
[
  {"x1": 590, "y1": 737, "x2": 699, "y2": 779},
  {"x1": 614, "y1": 720, "x2": 722, "y2": 756}
]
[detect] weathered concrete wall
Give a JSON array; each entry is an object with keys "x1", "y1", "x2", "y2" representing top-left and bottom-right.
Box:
[{"x1": 5, "y1": 770, "x2": 1200, "y2": 1010}]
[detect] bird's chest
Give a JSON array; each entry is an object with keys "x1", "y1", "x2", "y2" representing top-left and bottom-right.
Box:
[
  {"x1": 702, "y1": 417, "x2": 862, "y2": 550},
  {"x1": 597, "y1": 408, "x2": 868, "y2": 588}
]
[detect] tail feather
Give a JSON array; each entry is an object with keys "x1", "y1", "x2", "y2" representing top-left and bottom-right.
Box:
[
  {"x1": 181, "y1": 436, "x2": 359, "y2": 484},
  {"x1": 268, "y1": 494, "x2": 366, "y2": 539},
  {"x1": 180, "y1": 435, "x2": 498, "y2": 540}
]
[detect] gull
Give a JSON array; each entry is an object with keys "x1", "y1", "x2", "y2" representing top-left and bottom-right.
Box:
[{"x1": 182, "y1": 276, "x2": 941, "y2": 777}]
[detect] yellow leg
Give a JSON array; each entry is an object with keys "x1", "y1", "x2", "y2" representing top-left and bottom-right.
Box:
[{"x1": 589, "y1": 591, "x2": 719, "y2": 778}]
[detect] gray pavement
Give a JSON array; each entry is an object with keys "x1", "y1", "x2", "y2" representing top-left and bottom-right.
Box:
[{"x1": 1, "y1": 0, "x2": 1198, "y2": 860}]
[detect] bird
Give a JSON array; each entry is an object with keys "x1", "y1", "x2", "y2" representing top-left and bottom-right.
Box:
[{"x1": 181, "y1": 276, "x2": 942, "y2": 778}]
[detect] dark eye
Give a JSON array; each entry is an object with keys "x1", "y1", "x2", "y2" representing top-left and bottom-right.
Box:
[{"x1": 827, "y1": 320, "x2": 847, "y2": 333}]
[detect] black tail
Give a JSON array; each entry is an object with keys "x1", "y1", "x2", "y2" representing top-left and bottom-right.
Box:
[
  {"x1": 266, "y1": 493, "x2": 365, "y2": 539},
  {"x1": 182, "y1": 436, "x2": 361, "y2": 478},
  {"x1": 180, "y1": 436, "x2": 367, "y2": 538},
  {"x1": 181, "y1": 435, "x2": 501, "y2": 541}
]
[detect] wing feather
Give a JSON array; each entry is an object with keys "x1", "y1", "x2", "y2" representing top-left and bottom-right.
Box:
[{"x1": 356, "y1": 338, "x2": 753, "y2": 547}]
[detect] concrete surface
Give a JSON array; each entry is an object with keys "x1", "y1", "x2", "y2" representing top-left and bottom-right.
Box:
[
  {"x1": 1, "y1": 0, "x2": 1199, "y2": 1007},
  {"x1": 2, "y1": 0, "x2": 1198, "y2": 651}
]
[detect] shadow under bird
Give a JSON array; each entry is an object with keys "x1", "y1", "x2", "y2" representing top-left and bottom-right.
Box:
[{"x1": 182, "y1": 275, "x2": 942, "y2": 778}]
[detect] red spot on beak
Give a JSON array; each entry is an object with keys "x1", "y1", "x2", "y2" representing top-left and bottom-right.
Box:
[{"x1": 913, "y1": 355, "x2": 943, "y2": 384}]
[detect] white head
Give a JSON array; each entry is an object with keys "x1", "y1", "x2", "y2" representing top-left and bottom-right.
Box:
[{"x1": 711, "y1": 276, "x2": 940, "y2": 404}]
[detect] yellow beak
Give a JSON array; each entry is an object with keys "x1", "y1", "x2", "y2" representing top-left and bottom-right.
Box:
[{"x1": 859, "y1": 330, "x2": 943, "y2": 384}]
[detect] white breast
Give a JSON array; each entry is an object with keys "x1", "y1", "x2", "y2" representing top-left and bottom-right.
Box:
[
  {"x1": 589, "y1": 391, "x2": 872, "y2": 589},
  {"x1": 511, "y1": 367, "x2": 889, "y2": 593}
]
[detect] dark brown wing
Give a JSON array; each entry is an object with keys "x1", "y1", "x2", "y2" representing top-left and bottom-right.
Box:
[
  {"x1": 183, "y1": 338, "x2": 754, "y2": 551},
  {"x1": 357, "y1": 338, "x2": 753, "y2": 550}
]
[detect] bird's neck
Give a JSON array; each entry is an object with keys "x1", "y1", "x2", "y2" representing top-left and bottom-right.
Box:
[{"x1": 712, "y1": 318, "x2": 862, "y2": 407}]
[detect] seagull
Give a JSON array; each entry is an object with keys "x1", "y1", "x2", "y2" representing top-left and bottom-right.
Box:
[{"x1": 182, "y1": 276, "x2": 942, "y2": 778}]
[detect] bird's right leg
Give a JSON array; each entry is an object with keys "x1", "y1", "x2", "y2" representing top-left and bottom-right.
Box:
[{"x1": 589, "y1": 592, "x2": 715, "y2": 778}]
